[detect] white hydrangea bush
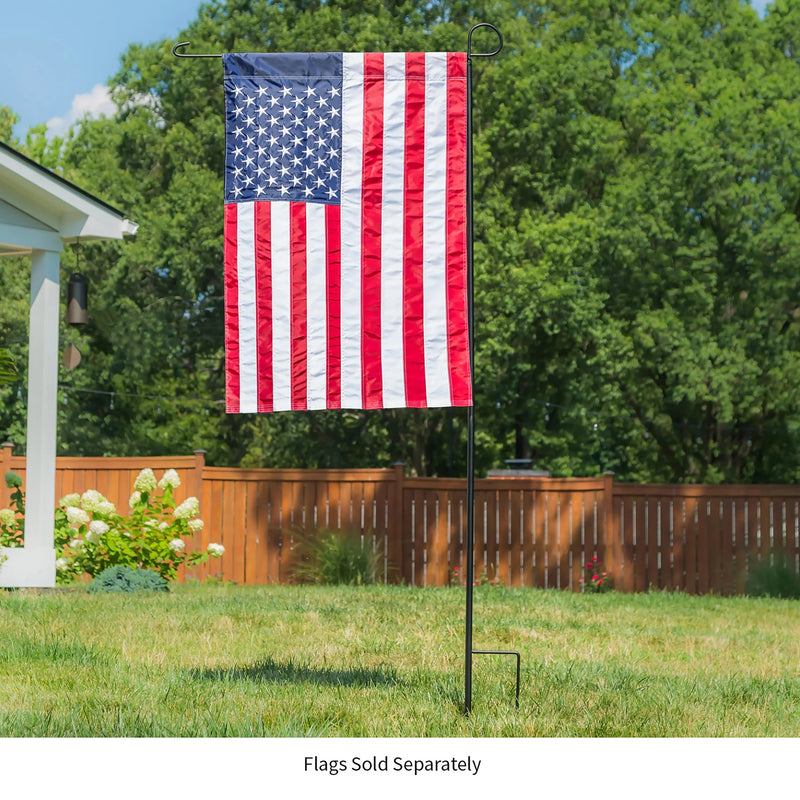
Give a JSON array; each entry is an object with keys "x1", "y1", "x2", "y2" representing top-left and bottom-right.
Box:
[{"x1": 55, "y1": 468, "x2": 224, "y2": 582}]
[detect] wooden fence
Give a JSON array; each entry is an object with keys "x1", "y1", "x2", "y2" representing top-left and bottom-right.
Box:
[{"x1": 2, "y1": 444, "x2": 799, "y2": 594}]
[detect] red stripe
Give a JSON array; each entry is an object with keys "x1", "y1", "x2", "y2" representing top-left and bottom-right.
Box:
[
  {"x1": 290, "y1": 203, "x2": 308, "y2": 410},
  {"x1": 224, "y1": 203, "x2": 241, "y2": 413},
  {"x1": 445, "y1": 53, "x2": 471, "y2": 406},
  {"x1": 255, "y1": 202, "x2": 273, "y2": 412},
  {"x1": 361, "y1": 53, "x2": 384, "y2": 409},
  {"x1": 326, "y1": 204, "x2": 342, "y2": 408},
  {"x1": 402, "y1": 52, "x2": 428, "y2": 407}
]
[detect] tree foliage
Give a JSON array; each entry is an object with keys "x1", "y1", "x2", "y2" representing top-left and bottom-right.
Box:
[{"x1": 2, "y1": 0, "x2": 800, "y2": 483}]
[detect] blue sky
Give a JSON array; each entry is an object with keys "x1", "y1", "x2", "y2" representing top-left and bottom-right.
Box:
[
  {"x1": 2, "y1": 0, "x2": 772, "y2": 139},
  {"x1": 3, "y1": 0, "x2": 204, "y2": 137}
]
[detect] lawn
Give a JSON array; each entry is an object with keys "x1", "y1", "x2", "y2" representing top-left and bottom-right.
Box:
[{"x1": 0, "y1": 583, "x2": 798, "y2": 737}]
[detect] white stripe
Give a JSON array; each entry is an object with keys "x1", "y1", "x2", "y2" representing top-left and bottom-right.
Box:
[
  {"x1": 422, "y1": 52, "x2": 451, "y2": 407},
  {"x1": 237, "y1": 202, "x2": 258, "y2": 413},
  {"x1": 271, "y1": 203, "x2": 293, "y2": 411},
  {"x1": 340, "y1": 53, "x2": 364, "y2": 409},
  {"x1": 380, "y1": 53, "x2": 407, "y2": 408},
  {"x1": 306, "y1": 203, "x2": 328, "y2": 409}
]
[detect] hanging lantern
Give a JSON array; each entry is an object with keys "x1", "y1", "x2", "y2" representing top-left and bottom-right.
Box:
[{"x1": 67, "y1": 274, "x2": 88, "y2": 324}]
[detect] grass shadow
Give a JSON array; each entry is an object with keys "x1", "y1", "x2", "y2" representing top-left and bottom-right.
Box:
[{"x1": 189, "y1": 655, "x2": 402, "y2": 689}]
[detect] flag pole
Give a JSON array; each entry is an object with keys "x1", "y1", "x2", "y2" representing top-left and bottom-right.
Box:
[{"x1": 465, "y1": 23, "x2": 503, "y2": 715}]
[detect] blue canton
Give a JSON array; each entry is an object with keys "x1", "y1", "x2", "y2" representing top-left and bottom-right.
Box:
[{"x1": 224, "y1": 65, "x2": 343, "y2": 206}]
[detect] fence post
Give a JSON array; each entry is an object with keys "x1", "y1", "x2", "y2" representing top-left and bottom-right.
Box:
[
  {"x1": 389, "y1": 462, "x2": 405, "y2": 584},
  {"x1": 1, "y1": 442, "x2": 13, "y2": 508},
  {"x1": 602, "y1": 471, "x2": 622, "y2": 590}
]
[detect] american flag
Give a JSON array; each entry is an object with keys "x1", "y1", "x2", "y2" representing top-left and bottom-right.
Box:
[{"x1": 223, "y1": 51, "x2": 471, "y2": 412}]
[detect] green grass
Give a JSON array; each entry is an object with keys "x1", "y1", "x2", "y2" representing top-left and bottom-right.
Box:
[{"x1": 0, "y1": 584, "x2": 798, "y2": 736}]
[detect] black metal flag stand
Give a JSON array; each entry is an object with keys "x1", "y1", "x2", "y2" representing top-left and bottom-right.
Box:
[
  {"x1": 174, "y1": 22, "x2": 517, "y2": 716},
  {"x1": 464, "y1": 23, "x2": 520, "y2": 715}
]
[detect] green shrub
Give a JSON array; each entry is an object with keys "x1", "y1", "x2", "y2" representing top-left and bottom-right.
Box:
[
  {"x1": 292, "y1": 530, "x2": 383, "y2": 585},
  {"x1": 88, "y1": 565, "x2": 169, "y2": 593},
  {"x1": 0, "y1": 471, "x2": 25, "y2": 567},
  {"x1": 745, "y1": 553, "x2": 800, "y2": 599}
]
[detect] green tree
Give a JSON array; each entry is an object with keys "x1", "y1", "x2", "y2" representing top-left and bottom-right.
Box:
[
  {"x1": 0, "y1": 106, "x2": 18, "y2": 145},
  {"x1": 0, "y1": 349, "x2": 15, "y2": 386}
]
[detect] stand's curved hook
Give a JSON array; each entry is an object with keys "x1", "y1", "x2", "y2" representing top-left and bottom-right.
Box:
[
  {"x1": 468, "y1": 23, "x2": 503, "y2": 59},
  {"x1": 172, "y1": 41, "x2": 222, "y2": 59}
]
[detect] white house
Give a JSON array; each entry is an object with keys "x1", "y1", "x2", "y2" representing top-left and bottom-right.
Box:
[{"x1": 0, "y1": 141, "x2": 137, "y2": 587}]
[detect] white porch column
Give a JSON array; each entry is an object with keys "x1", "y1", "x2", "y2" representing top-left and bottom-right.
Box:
[{"x1": 0, "y1": 248, "x2": 60, "y2": 587}]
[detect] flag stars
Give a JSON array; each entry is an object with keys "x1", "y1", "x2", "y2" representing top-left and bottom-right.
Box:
[{"x1": 226, "y1": 72, "x2": 342, "y2": 204}]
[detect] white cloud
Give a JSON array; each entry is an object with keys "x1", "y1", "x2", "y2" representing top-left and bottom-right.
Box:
[{"x1": 46, "y1": 84, "x2": 116, "y2": 138}]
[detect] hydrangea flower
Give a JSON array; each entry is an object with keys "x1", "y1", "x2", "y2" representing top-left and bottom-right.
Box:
[
  {"x1": 96, "y1": 500, "x2": 116, "y2": 516},
  {"x1": 207, "y1": 543, "x2": 225, "y2": 557},
  {"x1": 4, "y1": 471, "x2": 22, "y2": 488},
  {"x1": 168, "y1": 538, "x2": 186, "y2": 552},
  {"x1": 55, "y1": 557, "x2": 69, "y2": 571},
  {"x1": 158, "y1": 469, "x2": 181, "y2": 489},
  {"x1": 0, "y1": 508, "x2": 15, "y2": 527},
  {"x1": 59, "y1": 493, "x2": 81, "y2": 509},
  {"x1": 187, "y1": 518, "x2": 204, "y2": 532},
  {"x1": 69, "y1": 538, "x2": 84, "y2": 550},
  {"x1": 80, "y1": 489, "x2": 105, "y2": 512},
  {"x1": 89, "y1": 520, "x2": 109, "y2": 536},
  {"x1": 85, "y1": 529, "x2": 99, "y2": 544},
  {"x1": 66, "y1": 507, "x2": 90, "y2": 527},
  {"x1": 174, "y1": 497, "x2": 200, "y2": 520},
  {"x1": 129, "y1": 490, "x2": 142, "y2": 509},
  {"x1": 134, "y1": 468, "x2": 157, "y2": 493}
]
